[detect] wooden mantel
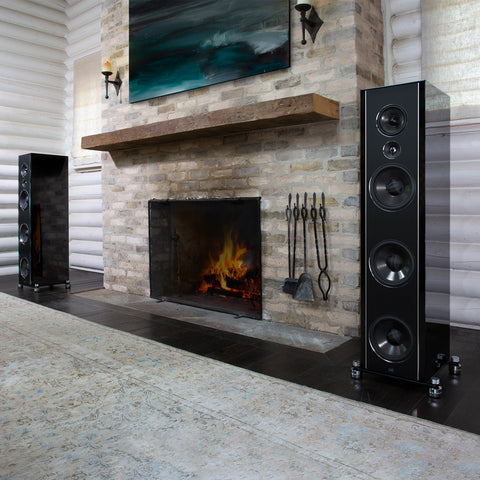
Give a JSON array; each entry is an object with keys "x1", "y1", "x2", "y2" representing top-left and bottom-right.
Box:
[{"x1": 81, "y1": 93, "x2": 339, "y2": 152}]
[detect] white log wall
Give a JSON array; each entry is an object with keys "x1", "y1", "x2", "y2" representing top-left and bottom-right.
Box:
[
  {"x1": 65, "y1": 0, "x2": 103, "y2": 272},
  {"x1": 383, "y1": 0, "x2": 480, "y2": 329},
  {"x1": 0, "y1": 0, "x2": 67, "y2": 275},
  {"x1": 0, "y1": 0, "x2": 103, "y2": 276}
]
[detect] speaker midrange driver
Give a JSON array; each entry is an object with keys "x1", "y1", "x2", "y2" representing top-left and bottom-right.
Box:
[
  {"x1": 19, "y1": 224, "x2": 29, "y2": 244},
  {"x1": 19, "y1": 258, "x2": 29, "y2": 279},
  {"x1": 369, "y1": 165, "x2": 414, "y2": 211},
  {"x1": 19, "y1": 190, "x2": 29, "y2": 211},
  {"x1": 369, "y1": 240, "x2": 414, "y2": 287},
  {"x1": 376, "y1": 105, "x2": 407, "y2": 136}
]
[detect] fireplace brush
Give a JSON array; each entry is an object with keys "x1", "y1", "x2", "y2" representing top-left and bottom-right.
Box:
[
  {"x1": 293, "y1": 193, "x2": 315, "y2": 302},
  {"x1": 283, "y1": 193, "x2": 298, "y2": 294}
]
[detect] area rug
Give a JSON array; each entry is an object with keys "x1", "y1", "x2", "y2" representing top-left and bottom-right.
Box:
[{"x1": 0, "y1": 293, "x2": 478, "y2": 480}]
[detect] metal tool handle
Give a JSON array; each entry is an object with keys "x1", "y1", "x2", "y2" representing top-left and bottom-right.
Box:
[
  {"x1": 286, "y1": 193, "x2": 292, "y2": 277},
  {"x1": 301, "y1": 193, "x2": 308, "y2": 269},
  {"x1": 292, "y1": 194, "x2": 300, "y2": 278}
]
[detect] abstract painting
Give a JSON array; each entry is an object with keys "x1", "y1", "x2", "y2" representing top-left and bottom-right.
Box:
[{"x1": 129, "y1": 0, "x2": 290, "y2": 103}]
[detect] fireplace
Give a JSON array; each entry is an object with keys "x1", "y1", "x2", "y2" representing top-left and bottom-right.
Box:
[{"x1": 149, "y1": 197, "x2": 262, "y2": 319}]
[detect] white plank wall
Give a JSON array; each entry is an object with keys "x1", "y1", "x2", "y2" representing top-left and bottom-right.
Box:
[{"x1": 0, "y1": 0, "x2": 67, "y2": 275}]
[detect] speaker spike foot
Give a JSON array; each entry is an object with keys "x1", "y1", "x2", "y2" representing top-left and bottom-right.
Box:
[
  {"x1": 428, "y1": 377, "x2": 443, "y2": 399},
  {"x1": 351, "y1": 360, "x2": 362, "y2": 379}
]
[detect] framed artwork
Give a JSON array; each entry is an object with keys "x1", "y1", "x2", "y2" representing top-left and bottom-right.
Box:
[{"x1": 129, "y1": 0, "x2": 290, "y2": 103}]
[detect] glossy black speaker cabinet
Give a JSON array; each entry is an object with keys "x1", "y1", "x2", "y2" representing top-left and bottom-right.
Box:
[
  {"x1": 361, "y1": 81, "x2": 450, "y2": 383},
  {"x1": 18, "y1": 153, "x2": 69, "y2": 291}
]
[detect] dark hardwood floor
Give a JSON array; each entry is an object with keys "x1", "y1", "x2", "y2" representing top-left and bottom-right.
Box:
[{"x1": 3, "y1": 269, "x2": 479, "y2": 436}]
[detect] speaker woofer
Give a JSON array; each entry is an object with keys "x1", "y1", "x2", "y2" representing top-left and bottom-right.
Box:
[
  {"x1": 376, "y1": 105, "x2": 407, "y2": 136},
  {"x1": 19, "y1": 224, "x2": 29, "y2": 244},
  {"x1": 19, "y1": 257, "x2": 30, "y2": 279},
  {"x1": 370, "y1": 165, "x2": 414, "y2": 211},
  {"x1": 19, "y1": 190, "x2": 29, "y2": 211},
  {"x1": 369, "y1": 241, "x2": 414, "y2": 287},
  {"x1": 369, "y1": 316, "x2": 414, "y2": 363}
]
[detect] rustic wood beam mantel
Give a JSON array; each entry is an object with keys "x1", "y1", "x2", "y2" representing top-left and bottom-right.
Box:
[{"x1": 81, "y1": 93, "x2": 339, "y2": 152}]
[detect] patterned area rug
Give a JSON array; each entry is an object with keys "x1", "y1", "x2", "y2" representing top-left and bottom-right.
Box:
[{"x1": 0, "y1": 293, "x2": 479, "y2": 480}]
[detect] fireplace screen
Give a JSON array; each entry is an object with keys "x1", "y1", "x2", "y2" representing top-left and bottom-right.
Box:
[{"x1": 149, "y1": 198, "x2": 261, "y2": 319}]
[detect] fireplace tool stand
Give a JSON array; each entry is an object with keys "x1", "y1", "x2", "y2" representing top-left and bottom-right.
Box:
[{"x1": 283, "y1": 192, "x2": 331, "y2": 302}]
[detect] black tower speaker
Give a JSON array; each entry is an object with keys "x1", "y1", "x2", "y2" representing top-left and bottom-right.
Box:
[
  {"x1": 18, "y1": 153, "x2": 69, "y2": 291},
  {"x1": 361, "y1": 81, "x2": 450, "y2": 383}
]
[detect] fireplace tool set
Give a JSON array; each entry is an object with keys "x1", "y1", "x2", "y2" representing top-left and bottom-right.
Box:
[{"x1": 283, "y1": 192, "x2": 331, "y2": 302}]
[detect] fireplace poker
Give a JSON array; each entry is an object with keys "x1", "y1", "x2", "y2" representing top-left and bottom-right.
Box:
[
  {"x1": 287, "y1": 193, "x2": 292, "y2": 278},
  {"x1": 293, "y1": 193, "x2": 300, "y2": 276},
  {"x1": 283, "y1": 193, "x2": 297, "y2": 294},
  {"x1": 293, "y1": 192, "x2": 315, "y2": 302}
]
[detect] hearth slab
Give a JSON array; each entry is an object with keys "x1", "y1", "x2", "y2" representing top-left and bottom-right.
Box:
[{"x1": 74, "y1": 288, "x2": 349, "y2": 354}]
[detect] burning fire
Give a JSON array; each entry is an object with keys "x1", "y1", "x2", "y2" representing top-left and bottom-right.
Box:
[{"x1": 197, "y1": 229, "x2": 259, "y2": 298}]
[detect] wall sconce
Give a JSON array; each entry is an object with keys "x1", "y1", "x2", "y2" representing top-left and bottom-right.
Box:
[
  {"x1": 295, "y1": 1, "x2": 323, "y2": 45},
  {"x1": 102, "y1": 60, "x2": 122, "y2": 99}
]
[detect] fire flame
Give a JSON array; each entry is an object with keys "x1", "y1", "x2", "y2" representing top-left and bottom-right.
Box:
[{"x1": 197, "y1": 230, "x2": 255, "y2": 296}]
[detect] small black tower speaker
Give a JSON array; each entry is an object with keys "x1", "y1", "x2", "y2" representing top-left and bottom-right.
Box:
[
  {"x1": 360, "y1": 81, "x2": 450, "y2": 383},
  {"x1": 18, "y1": 153, "x2": 69, "y2": 291}
]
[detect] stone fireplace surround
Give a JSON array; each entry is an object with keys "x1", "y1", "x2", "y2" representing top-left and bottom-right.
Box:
[{"x1": 84, "y1": 0, "x2": 384, "y2": 337}]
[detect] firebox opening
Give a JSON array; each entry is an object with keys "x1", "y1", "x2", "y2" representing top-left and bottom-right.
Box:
[{"x1": 149, "y1": 197, "x2": 262, "y2": 319}]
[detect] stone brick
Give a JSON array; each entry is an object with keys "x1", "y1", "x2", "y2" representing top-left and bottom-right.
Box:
[
  {"x1": 274, "y1": 76, "x2": 301, "y2": 90},
  {"x1": 343, "y1": 196, "x2": 359, "y2": 207},
  {"x1": 341, "y1": 144, "x2": 359, "y2": 157},
  {"x1": 342, "y1": 248, "x2": 359, "y2": 261}
]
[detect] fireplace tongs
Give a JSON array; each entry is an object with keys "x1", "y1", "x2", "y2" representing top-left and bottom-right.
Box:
[{"x1": 312, "y1": 192, "x2": 331, "y2": 301}]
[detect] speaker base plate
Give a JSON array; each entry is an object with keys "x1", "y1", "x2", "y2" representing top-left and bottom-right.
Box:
[
  {"x1": 350, "y1": 359, "x2": 457, "y2": 399},
  {"x1": 17, "y1": 279, "x2": 71, "y2": 293}
]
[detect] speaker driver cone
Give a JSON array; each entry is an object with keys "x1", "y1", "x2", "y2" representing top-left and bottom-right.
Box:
[
  {"x1": 377, "y1": 105, "x2": 407, "y2": 136},
  {"x1": 20, "y1": 163, "x2": 29, "y2": 178},
  {"x1": 370, "y1": 165, "x2": 414, "y2": 211},
  {"x1": 19, "y1": 224, "x2": 29, "y2": 244},
  {"x1": 370, "y1": 241, "x2": 414, "y2": 287},
  {"x1": 19, "y1": 257, "x2": 30, "y2": 279},
  {"x1": 369, "y1": 316, "x2": 414, "y2": 362},
  {"x1": 383, "y1": 141, "x2": 401, "y2": 160},
  {"x1": 19, "y1": 190, "x2": 29, "y2": 211}
]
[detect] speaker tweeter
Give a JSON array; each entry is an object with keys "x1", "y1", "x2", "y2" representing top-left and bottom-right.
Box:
[{"x1": 382, "y1": 141, "x2": 401, "y2": 160}]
